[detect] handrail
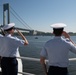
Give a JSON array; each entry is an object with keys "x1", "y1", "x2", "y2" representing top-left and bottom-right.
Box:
[
  {"x1": 0, "y1": 56, "x2": 37, "y2": 75},
  {"x1": 69, "y1": 58, "x2": 76, "y2": 61},
  {"x1": 0, "y1": 56, "x2": 76, "y2": 75},
  {"x1": 17, "y1": 56, "x2": 76, "y2": 62},
  {"x1": 18, "y1": 72, "x2": 35, "y2": 75},
  {"x1": 17, "y1": 56, "x2": 40, "y2": 62}
]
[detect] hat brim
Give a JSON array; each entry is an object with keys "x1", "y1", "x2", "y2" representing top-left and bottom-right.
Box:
[
  {"x1": 3, "y1": 23, "x2": 15, "y2": 30},
  {"x1": 50, "y1": 23, "x2": 66, "y2": 29}
]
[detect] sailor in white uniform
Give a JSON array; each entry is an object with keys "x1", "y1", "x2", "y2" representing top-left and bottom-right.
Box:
[
  {"x1": 0, "y1": 23, "x2": 29, "y2": 75},
  {"x1": 40, "y1": 23, "x2": 76, "y2": 75}
]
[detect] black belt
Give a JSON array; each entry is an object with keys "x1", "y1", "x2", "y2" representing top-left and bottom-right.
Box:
[
  {"x1": 49, "y1": 66, "x2": 67, "y2": 69},
  {"x1": 48, "y1": 66, "x2": 68, "y2": 75},
  {"x1": 2, "y1": 57, "x2": 16, "y2": 59}
]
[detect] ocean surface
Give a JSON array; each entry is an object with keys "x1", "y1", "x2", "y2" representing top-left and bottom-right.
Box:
[{"x1": 19, "y1": 36, "x2": 76, "y2": 75}]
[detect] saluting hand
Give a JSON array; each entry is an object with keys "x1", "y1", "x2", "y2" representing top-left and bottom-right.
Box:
[
  {"x1": 15, "y1": 29, "x2": 29, "y2": 45},
  {"x1": 62, "y1": 31, "x2": 70, "y2": 39},
  {"x1": 63, "y1": 31, "x2": 76, "y2": 46}
]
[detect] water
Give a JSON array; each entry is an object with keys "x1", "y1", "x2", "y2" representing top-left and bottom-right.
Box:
[{"x1": 19, "y1": 36, "x2": 76, "y2": 75}]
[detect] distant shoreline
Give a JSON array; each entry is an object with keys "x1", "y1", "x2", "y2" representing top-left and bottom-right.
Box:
[{"x1": 0, "y1": 32, "x2": 76, "y2": 36}]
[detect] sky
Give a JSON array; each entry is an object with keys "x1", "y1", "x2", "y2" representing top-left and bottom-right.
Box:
[{"x1": 0, "y1": 0, "x2": 76, "y2": 33}]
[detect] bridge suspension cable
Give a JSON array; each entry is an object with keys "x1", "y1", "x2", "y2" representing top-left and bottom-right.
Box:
[
  {"x1": 10, "y1": 11, "x2": 29, "y2": 29},
  {"x1": 9, "y1": 5, "x2": 33, "y2": 30}
]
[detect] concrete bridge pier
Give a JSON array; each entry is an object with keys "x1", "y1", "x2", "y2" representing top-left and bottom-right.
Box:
[{"x1": 29, "y1": 30, "x2": 34, "y2": 35}]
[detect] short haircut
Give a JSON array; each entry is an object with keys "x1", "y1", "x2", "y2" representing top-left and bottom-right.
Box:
[{"x1": 53, "y1": 28, "x2": 64, "y2": 36}]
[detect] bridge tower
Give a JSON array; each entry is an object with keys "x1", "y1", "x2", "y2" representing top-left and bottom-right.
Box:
[
  {"x1": 29, "y1": 30, "x2": 34, "y2": 35},
  {"x1": 3, "y1": 3, "x2": 10, "y2": 25},
  {"x1": 2, "y1": 3, "x2": 35, "y2": 35}
]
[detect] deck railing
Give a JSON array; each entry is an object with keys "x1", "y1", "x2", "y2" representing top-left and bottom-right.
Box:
[
  {"x1": 18, "y1": 56, "x2": 76, "y2": 75},
  {"x1": 0, "y1": 56, "x2": 76, "y2": 75}
]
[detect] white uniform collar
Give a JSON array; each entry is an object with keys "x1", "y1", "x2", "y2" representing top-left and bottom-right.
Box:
[{"x1": 54, "y1": 36, "x2": 62, "y2": 39}]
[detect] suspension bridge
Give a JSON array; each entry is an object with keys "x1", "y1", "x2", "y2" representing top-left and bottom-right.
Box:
[
  {"x1": 0, "y1": 3, "x2": 76, "y2": 75},
  {"x1": 0, "y1": 3, "x2": 45, "y2": 35}
]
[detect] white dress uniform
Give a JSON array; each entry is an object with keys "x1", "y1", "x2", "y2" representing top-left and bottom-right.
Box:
[
  {"x1": 0, "y1": 31, "x2": 22, "y2": 75},
  {"x1": 0, "y1": 23, "x2": 25, "y2": 75},
  {"x1": 40, "y1": 23, "x2": 76, "y2": 75},
  {"x1": 40, "y1": 36, "x2": 76, "y2": 67},
  {"x1": 0, "y1": 34, "x2": 24, "y2": 75},
  {"x1": 0, "y1": 34, "x2": 25, "y2": 57}
]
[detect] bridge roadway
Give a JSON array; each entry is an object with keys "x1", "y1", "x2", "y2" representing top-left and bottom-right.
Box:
[
  {"x1": 0, "y1": 26, "x2": 33, "y2": 32},
  {"x1": 15, "y1": 27, "x2": 34, "y2": 35},
  {"x1": 15, "y1": 27, "x2": 34, "y2": 32},
  {"x1": 0, "y1": 25, "x2": 34, "y2": 35},
  {"x1": 0, "y1": 26, "x2": 45, "y2": 35}
]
